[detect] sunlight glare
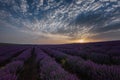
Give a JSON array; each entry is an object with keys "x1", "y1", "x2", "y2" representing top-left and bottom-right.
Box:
[{"x1": 79, "y1": 39, "x2": 85, "y2": 43}]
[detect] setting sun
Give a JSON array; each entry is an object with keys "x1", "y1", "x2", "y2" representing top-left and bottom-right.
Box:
[
  {"x1": 79, "y1": 39, "x2": 85, "y2": 43},
  {"x1": 72, "y1": 39, "x2": 86, "y2": 43}
]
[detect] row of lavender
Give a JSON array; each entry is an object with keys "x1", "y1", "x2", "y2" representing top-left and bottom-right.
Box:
[
  {"x1": 0, "y1": 47, "x2": 32, "y2": 80},
  {"x1": 51, "y1": 43, "x2": 120, "y2": 65},
  {"x1": 34, "y1": 48, "x2": 79, "y2": 80},
  {"x1": 42, "y1": 48, "x2": 120, "y2": 80},
  {"x1": 0, "y1": 48, "x2": 26, "y2": 65}
]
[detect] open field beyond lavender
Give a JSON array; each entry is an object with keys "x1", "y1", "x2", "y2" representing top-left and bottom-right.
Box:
[{"x1": 0, "y1": 41, "x2": 120, "y2": 80}]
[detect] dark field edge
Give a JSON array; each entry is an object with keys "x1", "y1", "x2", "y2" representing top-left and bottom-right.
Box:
[
  {"x1": 0, "y1": 48, "x2": 27, "y2": 67},
  {"x1": 18, "y1": 48, "x2": 40, "y2": 80}
]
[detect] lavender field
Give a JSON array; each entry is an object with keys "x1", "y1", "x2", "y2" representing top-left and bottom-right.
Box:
[{"x1": 0, "y1": 41, "x2": 120, "y2": 80}]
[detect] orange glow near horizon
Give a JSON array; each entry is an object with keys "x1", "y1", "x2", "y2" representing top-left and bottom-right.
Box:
[
  {"x1": 72, "y1": 39, "x2": 87, "y2": 43},
  {"x1": 79, "y1": 39, "x2": 85, "y2": 43},
  {"x1": 72, "y1": 38, "x2": 97, "y2": 43}
]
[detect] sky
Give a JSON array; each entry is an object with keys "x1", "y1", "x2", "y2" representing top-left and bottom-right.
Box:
[{"x1": 0, "y1": 0, "x2": 120, "y2": 44}]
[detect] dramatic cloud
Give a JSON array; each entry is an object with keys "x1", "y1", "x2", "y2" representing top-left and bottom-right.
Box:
[{"x1": 0, "y1": 0, "x2": 120, "y2": 44}]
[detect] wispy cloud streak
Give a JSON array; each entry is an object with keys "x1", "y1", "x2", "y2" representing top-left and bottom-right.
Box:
[{"x1": 0, "y1": 0, "x2": 120, "y2": 43}]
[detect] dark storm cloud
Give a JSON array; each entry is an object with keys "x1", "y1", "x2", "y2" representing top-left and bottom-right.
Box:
[
  {"x1": 92, "y1": 22, "x2": 120, "y2": 33},
  {"x1": 90, "y1": 30, "x2": 120, "y2": 41},
  {"x1": 71, "y1": 4, "x2": 120, "y2": 30},
  {"x1": 73, "y1": 12, "x2": 105, "y2": 25}
]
